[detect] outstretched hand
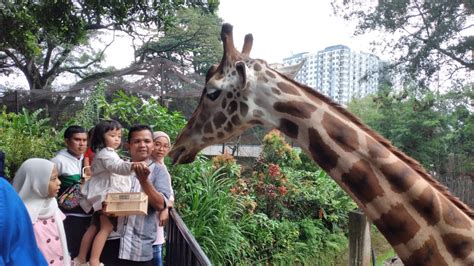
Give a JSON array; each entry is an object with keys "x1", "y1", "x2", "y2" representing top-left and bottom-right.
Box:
[{"x1": 134, "y1": 162, "x2": 150, "y2": 183}]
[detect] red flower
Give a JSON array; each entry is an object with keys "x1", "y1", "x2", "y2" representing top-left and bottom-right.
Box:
[
  {"x1": 268, "y1": 163, "x2": 281, "y2": 178},
  {"x1": 278, "y1": 186, "x2": 288, "y2": 196}
]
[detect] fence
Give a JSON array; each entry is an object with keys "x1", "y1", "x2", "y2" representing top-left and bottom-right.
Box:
[
  {"x1": 165, "y1": 208, "x2": 212, "y2": 266},
  {"x1": 436, "y1": 175, "x2": 473, "y2": 208}
]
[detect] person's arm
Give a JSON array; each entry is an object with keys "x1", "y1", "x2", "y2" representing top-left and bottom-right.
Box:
[
  {"x1": 100, "y1": 149, "x2": 134, "y2": 175},
  {"x1": 135, "y1": 164, "x2": 166, "y2": 211}
]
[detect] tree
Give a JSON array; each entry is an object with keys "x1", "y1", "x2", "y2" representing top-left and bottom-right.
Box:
[
  {"x1": 135, "y1": 8, "x2": 223, "y2": 75},
  {"x1": 347, "y1": 84, "x2": 474, "y2": 177},
  {"x1": 0, "y1": 1, "x2": 218, "y2": 90},
  {"x1": 332, "y1": 0, "x2": 473, "y2": 88}
]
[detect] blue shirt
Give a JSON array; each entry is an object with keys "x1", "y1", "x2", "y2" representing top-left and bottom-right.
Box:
[
  {"x1": 0, "y1": 177, "x2": 48, "y2": 266},
  {"x1": 111, "y1": 162, "x2": 172, "y2": 262}
]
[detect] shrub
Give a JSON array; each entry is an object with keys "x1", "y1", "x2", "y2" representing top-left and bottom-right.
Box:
[{"x1": 0, "y1": 107, "x2": 62, "y2": 178}]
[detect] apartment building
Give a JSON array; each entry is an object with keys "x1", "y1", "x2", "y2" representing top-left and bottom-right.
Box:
[{"x1": 283, "y1": 45, "x2": 381, "y2": 104}]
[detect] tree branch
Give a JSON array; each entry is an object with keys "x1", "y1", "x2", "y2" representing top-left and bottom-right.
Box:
[{"x1": 42, "y1": 42, "x2": 54, "y2": 76}]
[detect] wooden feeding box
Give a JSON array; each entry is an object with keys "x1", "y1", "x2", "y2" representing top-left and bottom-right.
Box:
[{"x1": 104, "y1": 192, "x2": 148, "y2": 216}]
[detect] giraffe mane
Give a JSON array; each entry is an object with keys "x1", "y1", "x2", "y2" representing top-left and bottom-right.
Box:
[{"x1": 272, "y1": 67, "x2": 474, "y2": 219}]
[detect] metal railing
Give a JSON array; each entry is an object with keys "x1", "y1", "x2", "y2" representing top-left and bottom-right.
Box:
[{"x1": 165, "y1": 208, "x2": 212, "y2": 266}]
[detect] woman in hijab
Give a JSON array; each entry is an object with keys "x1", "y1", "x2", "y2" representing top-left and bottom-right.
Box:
[
  {"x1": 151, "y1": 131, "x2": 174, "y2": 266},
  {"x1": 12, "y1": 158, "x2": 70, "y2": 266}
]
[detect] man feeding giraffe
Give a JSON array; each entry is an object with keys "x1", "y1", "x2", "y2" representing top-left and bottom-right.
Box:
[{"x1": 169, "y1": 23, "x2": 474, "y2": 266}]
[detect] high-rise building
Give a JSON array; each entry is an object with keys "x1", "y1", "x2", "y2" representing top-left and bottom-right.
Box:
[{"x1": 282, "y1": 45, "x2": 382, "y2": 104}]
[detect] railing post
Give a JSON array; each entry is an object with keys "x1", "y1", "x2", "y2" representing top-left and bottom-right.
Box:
[
  {"x1": 165, "y1": 208, "x2": 212, "y2": 266},
  {"x1": 349, "y1": 210, "x2": 371, "y2": 266}
]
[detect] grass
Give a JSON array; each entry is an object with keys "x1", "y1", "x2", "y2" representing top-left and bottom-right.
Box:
[{"x1": 333, "y1": 226, "x2": 396, "y2": 266}]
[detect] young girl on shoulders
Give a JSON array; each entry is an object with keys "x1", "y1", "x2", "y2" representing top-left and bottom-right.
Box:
[
  {"x1": 12, "y1": 158, "x2": 70, "y2": 266},
  {"x1": 75, "y1": 120, "x2": 144, "y2": 266}
]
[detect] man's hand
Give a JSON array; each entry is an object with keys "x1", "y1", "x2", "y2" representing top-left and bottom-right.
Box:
[
  {"x1": 159, "y1": 208, "x2": 169, "y2": 226},
  {"x1": 134, "y1": 163, "x2": 150, "y2": 183}
]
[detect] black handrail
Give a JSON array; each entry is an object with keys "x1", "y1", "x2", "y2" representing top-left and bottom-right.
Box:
[{"x1": 165, "y1": 208, "x2": 212, "y2": 266}]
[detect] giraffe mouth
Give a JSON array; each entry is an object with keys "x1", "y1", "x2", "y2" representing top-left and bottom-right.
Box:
[{"x1": 169, "y1": 146, "x2": 197, "y2": 165}]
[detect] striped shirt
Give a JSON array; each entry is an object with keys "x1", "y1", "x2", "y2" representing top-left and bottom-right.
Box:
[{"x1": 110, "y1": 162, "x2": 172, "y2": 262}]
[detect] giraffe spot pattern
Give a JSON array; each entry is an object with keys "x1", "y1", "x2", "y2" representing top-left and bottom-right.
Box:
[
  {"x1": 341, "y1": 160, "x2": 385, "y2": 205},
  {"x1": 405, "y1": 236, "x2": 448, "y2": 266},
  {"x1": 217, "y1": 132, "x2": 224, "y2": 139},
  {"x1": 266, "y1": 70, "x2": 276, "y2": 79},
  {"x1": 254, "y1": 98, "x2": 265, "y2": 108},
  {"x1": 249, "y1": 120, "x2": 263, "y2": 125},
  {"x1": 231, "y1": 115, "x2": 241, "y2": 125},
  {"x1": 258, "y1": 76, "x2": 269, "y2": 83},
  {"x1": 410, "y1": 187, "x2": 441, "y2": 226},
  {"x1": 442, "y1": 233, "x2": 473, "y2": 260},
  {"x1": 322, "y1": 113, "x2": 358, "y2": 153},
  {"x1": 277, "y1": 82, "x2": 301, "y2": 96},
  {"x1": 253, "y1": 110, "x2": 264, "y2": 118},
  {"x1": 254, "y1": 63, "x2": 262, "y2": 71},
  {"x1": 194, "y1": 122, "x2": 203, "y2": 134},
  {"x1": 202, "y1": 136, "x2": 215, "y2": 143},
  {"x1": 271, "y1": 87, "x2": 281, "y2": 95},
  {"x1": 439, "y1": 196, "x2": 472, "y2": 230},
  {"x1": 240, "y1": 102, "x2": 249, "y2": 117},
  {"x1": 308, "y1": 127, "x2": 339, "y2": 171},
  {"x1": 227, "y1": 101, "x2": 238, "y2": 114},
  {"x1": 366, "y1": 136, "x2": 390, "y2": 158},
  {"x1": 227, "y1": 92, "x2": 233, "y2": 98},
  {"x1": 373, "y1": 203, "x2": 421, "y2": 246},
  {"x1": 203, "y1": 122, "x2": 213, "y2": 134},
  {"x1": 273, "y1": 101, "x2": 317, "y2": 119},
  {"x1": 224, "y1": 121, "x2": 233, "y2": 132},
  {"x1": 221, "y1": 98, "x2": 227, "y2": 109},
  {"x1": 380, "y1": 162, "x2": 416, "y2": 193},
  {"x1": 300, "y1": 88, "x2": 324, "y2": 105},
  {"x1": 213, "y1": 112, "x2": 227, "y2": 129},
  {"x1": 279, "y1": 118, "x2": 299, "y2": 139}
]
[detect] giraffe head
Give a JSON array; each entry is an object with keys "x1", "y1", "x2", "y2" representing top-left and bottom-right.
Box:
[{"x1": 170, "y1": 23, "x2": 277, "y2": 164}]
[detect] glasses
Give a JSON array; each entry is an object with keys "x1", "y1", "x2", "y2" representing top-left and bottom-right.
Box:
[{"x1": 155, "y1": 142, "x2": 170, "y2": 150}]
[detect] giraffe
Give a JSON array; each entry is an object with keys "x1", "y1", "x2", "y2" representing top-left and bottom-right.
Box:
[{"x1": 169, "y1": 23, "x2": 474, "y2": 265}]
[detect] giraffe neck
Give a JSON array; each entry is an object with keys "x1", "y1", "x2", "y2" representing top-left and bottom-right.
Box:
[{"x1": 258, "y1": 70, "x2": 474, "y2": 265}]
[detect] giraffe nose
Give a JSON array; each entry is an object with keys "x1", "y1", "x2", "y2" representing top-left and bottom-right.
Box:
[{"x1": 170, "y1": 146, "x2": 198, "y2": 165}]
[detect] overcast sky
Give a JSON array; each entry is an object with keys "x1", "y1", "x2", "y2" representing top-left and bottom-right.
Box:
[
  {"x1": 4, "y1": 1, "x2": 380, "y2": 89},
  {"x1": 105, "y1": 0, "x2": 378, "y2": 68},
  {"x1": 216, "y1": 0, "x2": 378, "y2": 63}
]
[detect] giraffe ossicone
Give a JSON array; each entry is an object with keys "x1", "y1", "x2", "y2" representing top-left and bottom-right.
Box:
[{"x1": 169, "y1": 23, "x2": 474, "y2": 265}]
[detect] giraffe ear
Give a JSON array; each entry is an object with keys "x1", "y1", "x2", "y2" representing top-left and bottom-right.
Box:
[{"x1": 235, "y1": 61, "x2": 248, "y2": 90}]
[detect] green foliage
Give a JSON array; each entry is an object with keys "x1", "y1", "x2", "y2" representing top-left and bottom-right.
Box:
[
  {"x1": 347, "y1": 85, "x2": 474, "y2": 176},
  {"x1": 225, "y1": 130, "x2": 355, "y2": 264},
  {"x1": 71, "y1": 81, "x2": 106, "y2": 129},
  {"x1": 99, "y1": 90, "x2": 187, "y2": 139},
  {"x1": 260, "y1": 129, "x2": 301, "y2": 168},
  {"x1": 0, "y1": 1, "x2": 218, "y2": 90},
  {"x1": 136, "y1": 8, "x2": 223, "y2": 75},
  {"x1": 0, "y1": 107, "x2": 61, "y2": 178},
  {"x1": 332, "y1": 0, "x2": 472, "y2": 88},
  {"x1": 172, "y1": 159, "x2": 249, "y2": 264}
]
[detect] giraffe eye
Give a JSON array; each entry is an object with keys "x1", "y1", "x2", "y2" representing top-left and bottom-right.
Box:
[{"x1": 206, "y1": 89, "x2": 221, "y2": 101}]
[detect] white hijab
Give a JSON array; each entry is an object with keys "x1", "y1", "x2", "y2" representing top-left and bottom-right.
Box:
[
  {"x1": 12, "y1": 158, "x2": 70, "y2": 265},
  {"x1": 153, "y1": 131, "x2": 171, "y2": 165}
]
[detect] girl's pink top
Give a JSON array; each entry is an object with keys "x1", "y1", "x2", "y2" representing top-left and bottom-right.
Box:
[{"x1": 33, "y1": 212, "x2": 66, "y2": 265}]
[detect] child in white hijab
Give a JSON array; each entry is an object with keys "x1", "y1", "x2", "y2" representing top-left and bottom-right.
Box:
[{"x1": 13, "y1": 158, "x2": 70, "y2": 266}]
